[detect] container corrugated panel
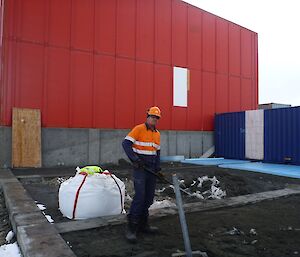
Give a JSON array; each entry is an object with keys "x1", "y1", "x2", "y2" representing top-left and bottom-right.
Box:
[
  {"x1": 215, "y1": 112, "x2": 245, "y2": 159},
  {"x1": 0, "y1": 0, "x2": 258, "y2": 129},
  {"x1": 264, "y1": 107, "x2": 300, "y2": 165}
]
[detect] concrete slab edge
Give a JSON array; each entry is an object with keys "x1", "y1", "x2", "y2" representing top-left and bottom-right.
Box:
[{"x1": 0, "y1": 168, "x2": 76, "y2": 257}]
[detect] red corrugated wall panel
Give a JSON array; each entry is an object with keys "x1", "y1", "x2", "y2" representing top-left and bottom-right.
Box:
[
  {"x1": 241, "y1": 78, "x2": 253, "y2": 111},
  {"x1": 187, "y1": 6, "x2": 202, "y2": 70},
  {"x1": 241, "y1": 30, "x2": 252, "y2": 78},
  {"x1": 46, "y1": 48, "x2": 70, "y2": 127},
  {"x1": 70, "y1": 52, "x2": 93, "y2": 128},
  {"x1": 154, "y1": 64, "x2": 172, "y2": 130},
  {"x1": 19, "y1": 0, "x2": 47, "y2": 43},
  {"x1": 229, "y1": 76, "x2": 241, "y2": 112},
  {"x1": 216, "y1": 18, "x2": 228, "y2": 74},
  {"x1": 202, "y1": 72, "x2": 215, "y2": 130},
  {"x1": 135, "y1": 61, "x2": 154, "y2": 124},
  {"x1": 116, "y1": 0, "x2": 136, "y2": 58},
  {"x1": 229, "y1": 24, "x2": 241, "y2": 76},
  {"x1": 95, "y1": 0, "x2": 116, "y2": 55},
  {"x1": 155, "y1": 0, "x2": 172, "y2": 65},
  {"x1": 49, "y1": 0, "x2": 71, "y2": 47},
  {"x1": 216, "y1": 74, "x2": 229, "y2": 114},
  {"x1": 0, "y1": 0, "x2": 258, "y2": 130},
  {"x1": 172, "y1": 0, "x2": 188, "y2": 67},
  {"x1": 115, "y1": 58, "x2": 135, "y2": 128},
  {"x1": 187, "y1": 69, "x2": 202, "y2": 130},
  {"x1": 71, "y1": 0, "x2": 94, "y2": 51},
  {"x1": 16, "y1": 43, "x2": 44, "y2": 109},
  {"x1": 94, "y1": 55, "x2": 116, "y2": 128},
  {"x1": 202, "y1": 12, "x2": 215, "y2": 72},
  {"x1": 136, "y1": 0, "x2": 154, "y2": 62}
]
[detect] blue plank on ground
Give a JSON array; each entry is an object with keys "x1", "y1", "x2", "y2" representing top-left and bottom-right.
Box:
[
  {"x1": 160, "y1": 156, "x2": 185, "y2": 162},
  {"x1": 181, "y1": 158, "x2": 250, "y2": 166},
  {"x1": 219, "y1": 162, "x2": 300, "y2": 179}
]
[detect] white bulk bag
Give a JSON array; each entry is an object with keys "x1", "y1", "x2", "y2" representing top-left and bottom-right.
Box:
[{"x1": 59, "y1": 171, "x2": 125, "y2": 220}]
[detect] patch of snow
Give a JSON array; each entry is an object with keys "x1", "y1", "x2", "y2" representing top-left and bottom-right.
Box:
[
  {"x1": 149, "y1": 200, "x2": 176, "y2": 210},
  {"x1": 57, "y1": 177, "x2": 66, "y2": 184},
  {"x1": 35, "y1": 202, "x2": 54, "y2": 223},
  {"x1": 0, "y1": 242, "x2": 22, "y2": 257},
  {"x1": 36, "y1": 204, "x2": 46, "y2": 211},
  {"x1": 5, "y1": 231, "x2": 14, "y2": 244},
  {"x1": 43, "y1": 212, "x2": 54, "y2": 223}
]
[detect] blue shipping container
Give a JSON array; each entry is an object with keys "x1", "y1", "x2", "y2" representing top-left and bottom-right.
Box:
[
  {"x1": 215, "y1": 112, "x2": 245, "y2": 160},
  {"x1": 264, "y1": 107, "x2": 300, "y2": 165}
]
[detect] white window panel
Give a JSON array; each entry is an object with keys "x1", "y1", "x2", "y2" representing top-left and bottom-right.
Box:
[{"x1": 173, "y1": 67, "x2": 188, "y2": 107}]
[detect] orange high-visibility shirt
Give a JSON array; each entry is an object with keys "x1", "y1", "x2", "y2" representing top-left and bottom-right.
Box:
[{"x1": 125, "y1": 123, "x2": 160, "y2": 156}]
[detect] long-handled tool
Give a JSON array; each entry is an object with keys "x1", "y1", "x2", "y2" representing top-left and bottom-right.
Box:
[
  {"x1": 143, "y1": 167, "x2": 194, "y2": 197},
  {"x1": 172, "y1": 174, "x2": 208, "y2": 257}
]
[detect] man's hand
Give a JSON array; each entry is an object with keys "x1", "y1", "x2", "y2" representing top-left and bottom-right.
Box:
[
  {"x1": 132, "y1": 159, "x2": 145, "y2": 169},
  {"x1": 156, "y1": 170, "x2": 165, "y2": 180}
]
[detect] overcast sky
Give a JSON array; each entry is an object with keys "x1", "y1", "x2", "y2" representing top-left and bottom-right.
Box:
[{"x1": 183, "y1": 0, "x2": 300, "y2": 106}]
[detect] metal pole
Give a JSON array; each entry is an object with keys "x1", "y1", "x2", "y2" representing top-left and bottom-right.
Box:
[{"x1": 172, "y1": 174, "x2": 193, "y2": 257}]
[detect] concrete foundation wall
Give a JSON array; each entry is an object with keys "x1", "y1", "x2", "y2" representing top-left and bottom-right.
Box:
[{"x1": 0, "y1": 126, "x2": 214, "y2": 168}]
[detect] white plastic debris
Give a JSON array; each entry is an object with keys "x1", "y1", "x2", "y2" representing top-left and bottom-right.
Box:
[
  {"x1": 149, "y1": 200, "x2": 176, "y2": 210},
  {"x1": 209, "y1": 185, "x2": 226, "y2": 199},
  {"x1": 157, "y1": 187, "x2": 166, "y2": 193},
  {"x1": 251, "y1": 240, "x2": 258, "y2": 245},
  {"x1": 59, "y1": 170, "x2": 125, "y2": 219},
  {"x1": 190, "y1": 180, "x2": 197, "y2": 187},
  {"x1": 194, "y1": 175, "x2": 226, "y2": 200},
  {"x1": 250, "y1": 228, "x2": 257, "y2": 235},
  {"x1": 191, "y1": 191, "x2": 204, "y2": 200},
  {"x1": 5, "y1": 231, "x2": 14, "y2": 244},
  {"x1": 226, "y1": 227, "x2": 244, "y2": 235},
  {"x1": 197, "y1": 176, "x2": 209, "y2": 188},
  {"x1": 0, "y1": 242, "x2": 22, "y2": 257}
]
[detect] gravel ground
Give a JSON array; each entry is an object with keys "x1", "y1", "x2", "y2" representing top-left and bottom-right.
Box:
[
  {"x1": 0, "y1": 190, "x2": 13, "y2": 245},
  {"x1": 62, "y1": 195, "x2": 300, "y2": 257}
]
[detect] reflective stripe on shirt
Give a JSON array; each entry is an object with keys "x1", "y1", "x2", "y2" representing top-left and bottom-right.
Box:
[{"x1": 133, "y1": 148, "x2": 157, "y2": 155}]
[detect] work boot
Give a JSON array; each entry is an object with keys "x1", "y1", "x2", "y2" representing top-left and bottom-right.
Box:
[
  {"x1": 125, "y1": 220, "x2": 139, "y2": 243},
  {"x1": 139, "y1": 217, "x2": 159, "y2": 234}
]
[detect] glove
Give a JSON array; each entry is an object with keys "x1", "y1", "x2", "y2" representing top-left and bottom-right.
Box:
[
  {"x1": 132, "y1": 159, "x2": 145, "y2": 169},
  {"x1": 156, "y1": 170, "x2": 165, "y2": 180}
]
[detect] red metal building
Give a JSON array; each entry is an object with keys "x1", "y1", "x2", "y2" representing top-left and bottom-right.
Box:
[{"x1": 0, "y1": 0, "x2": 258, "y2": 131}]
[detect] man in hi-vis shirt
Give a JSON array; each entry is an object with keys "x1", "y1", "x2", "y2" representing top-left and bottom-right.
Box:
[{"x1": 122, "y1": 106, "x2": 162, "y2": 243}]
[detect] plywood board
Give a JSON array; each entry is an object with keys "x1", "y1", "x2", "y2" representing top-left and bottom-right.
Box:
[{"x1": 12, "y1": 108, "x2": 41, "y2": 168}]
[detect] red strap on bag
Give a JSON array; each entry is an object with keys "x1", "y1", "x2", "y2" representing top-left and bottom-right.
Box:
[{"x1": 72, "y1": 173, "x2": 88, "y2": 219}]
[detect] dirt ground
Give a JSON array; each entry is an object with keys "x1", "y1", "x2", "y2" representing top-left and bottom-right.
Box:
[
  {"x1": 62, "y1": 195, "x2": 300, "y2": 257},
  {"x1": 15, "y1": 164, "x2": 300, "y2": 257},
  {"x1": 18, "y1": 164, "x2": 300, "y2": 223},
  {"x1": 0, "y1": 190, "x2": 12, "y2": 245}
]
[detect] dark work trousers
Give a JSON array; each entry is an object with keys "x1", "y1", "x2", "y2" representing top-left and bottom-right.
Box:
[{"x1": 128, "y1": 168, "x2": 157, "y2": 222}]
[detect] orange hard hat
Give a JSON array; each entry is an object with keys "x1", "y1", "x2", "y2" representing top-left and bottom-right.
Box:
[{"x1": 147, "y1": 106, "x2": 161, "y2": 118}]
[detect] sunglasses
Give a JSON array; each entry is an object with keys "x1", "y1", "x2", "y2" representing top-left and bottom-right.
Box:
[{"x1": 149, "y1": 115, "x2": 159, "y2": 120}]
